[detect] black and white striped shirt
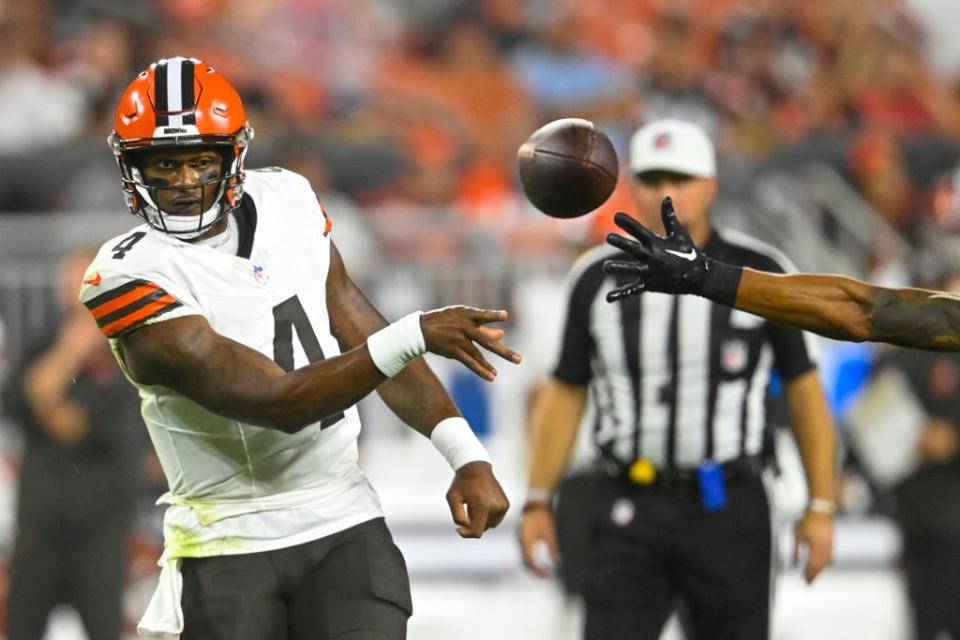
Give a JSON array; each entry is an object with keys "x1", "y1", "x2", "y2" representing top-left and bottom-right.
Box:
[{"x1": 553, "y1": 228, "x2": 817, "y2": 469}]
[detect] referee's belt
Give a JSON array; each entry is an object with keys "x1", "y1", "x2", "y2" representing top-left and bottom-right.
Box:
[{"x1": 604, "y1": 454, "x2": 765, "y2": 489}]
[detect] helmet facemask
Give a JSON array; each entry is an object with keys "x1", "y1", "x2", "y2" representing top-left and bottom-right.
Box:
[{"x1": 112, "y1": 128, "x2": 252, "y2": 239}]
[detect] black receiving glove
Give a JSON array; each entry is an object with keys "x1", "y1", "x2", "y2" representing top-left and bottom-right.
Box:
[{"x1": 603, "y1": 197, "x2": 742, "y2": 305}]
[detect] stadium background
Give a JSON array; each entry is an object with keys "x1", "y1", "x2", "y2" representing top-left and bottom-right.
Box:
[{"x1": 1, "y1": 0, "x2": 960, "y2": 637}]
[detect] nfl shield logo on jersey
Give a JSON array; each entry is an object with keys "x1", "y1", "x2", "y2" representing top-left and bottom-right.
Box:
[
  {"x1": 721, "y1": 339, "x2": 748, "y2": 374},
  {"x1": 252, "y1": 264, "x2": 269, "y2": 285}
]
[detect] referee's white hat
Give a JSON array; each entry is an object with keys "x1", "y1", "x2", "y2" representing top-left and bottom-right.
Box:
[{"x1": 629, "y1": 119, "x2": 716, "y2": 178}]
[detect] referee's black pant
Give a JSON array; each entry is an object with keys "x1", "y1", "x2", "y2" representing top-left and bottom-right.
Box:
[{"x1": 581, "y1": 472, "x2": 772, "y2": 640}]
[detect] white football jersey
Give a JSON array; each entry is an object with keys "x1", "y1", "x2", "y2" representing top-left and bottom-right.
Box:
[{"x1": 79, "y1": 168, "x2": 383, "y2": 562}]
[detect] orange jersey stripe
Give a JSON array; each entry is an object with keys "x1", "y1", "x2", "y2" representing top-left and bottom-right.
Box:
[
  {"x1": 90, "y1": 283, "x2": 161, "y2": 320},
  {"x1": 100, "y1": 294, "x2": 178, "y2": 337}
]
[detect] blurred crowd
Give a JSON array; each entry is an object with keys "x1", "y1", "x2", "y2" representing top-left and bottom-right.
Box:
[{"x1": 2, "y1": 0, "x2": 960, "y2": 257}]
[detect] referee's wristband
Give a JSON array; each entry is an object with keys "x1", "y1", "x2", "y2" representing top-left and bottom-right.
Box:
[
  {"x1": 807, "y1": 498, "x2": 836, "y2": 516},
  {"x1": 522, "y1": 500, "x2": 551, "y2": 514},
  {"x1": 366, "y1": 312, "x2": 426, "y2": 378},
  {"x1": 431, "y1": 417, "x2": 492, "y2": 471},
  {"x1": 700, "y1": 259, "x2": 742, "y2": 307}
]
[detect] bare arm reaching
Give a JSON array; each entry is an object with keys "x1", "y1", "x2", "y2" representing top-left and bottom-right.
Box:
[
  {"x1": 735, "y1": 270, "x2": 960, "y2": 351},
  {"x1": 603, "y1": 197, "x2": 960, "y2": 351}
]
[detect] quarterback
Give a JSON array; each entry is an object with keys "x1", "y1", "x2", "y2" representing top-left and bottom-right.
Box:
[{"x1": 80, "y1": 57, "x2": 520, "y2": 639}]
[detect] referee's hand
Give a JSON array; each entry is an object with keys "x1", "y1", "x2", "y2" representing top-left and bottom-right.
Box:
[
  {"x1": 519, "y1": 507, "x2": 559, "y2": 578},
  {"x1": 794, "y1": 511, "x2": 833, "y2": 584}
]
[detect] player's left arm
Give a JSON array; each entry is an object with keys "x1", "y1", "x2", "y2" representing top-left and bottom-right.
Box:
[{"x1": 325, "y1": 242, "x2": 509, "y2": 537}]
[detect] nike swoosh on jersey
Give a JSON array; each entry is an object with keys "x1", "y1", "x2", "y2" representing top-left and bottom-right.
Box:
[
  {"x1": 83, "y1": 273, "x2": 102, "y2": 285},
  {"x1": 665, "y1": 248, "x2": 698, "y2": 261}
]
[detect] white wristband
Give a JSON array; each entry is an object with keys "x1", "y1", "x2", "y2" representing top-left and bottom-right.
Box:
[
  {"x1": 367, "y1": 312, "x2": 426, "y2": 378},
  {"x1": 808, "y1": 498, "x2": 836, "y2": 516},
  {"x1": 525, "y1": 487, "x2": 552, "y2": 503},
  {"x1": 431, "y1": 417, "x2": 492, "y2": 471}
]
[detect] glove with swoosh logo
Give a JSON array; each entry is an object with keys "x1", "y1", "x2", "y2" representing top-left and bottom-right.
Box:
[{"x1": 603, "y1": 197, "x2": 742, "y2": 305}]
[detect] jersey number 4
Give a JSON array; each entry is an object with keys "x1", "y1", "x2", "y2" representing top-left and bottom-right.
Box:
[{"x1": 272, "y1": 296, "x2": 345, "y2": 429}]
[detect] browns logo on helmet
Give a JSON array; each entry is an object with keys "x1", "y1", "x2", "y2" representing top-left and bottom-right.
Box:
[{"x1": 108, "y1": 57, "x2": 254, "y2": 237}]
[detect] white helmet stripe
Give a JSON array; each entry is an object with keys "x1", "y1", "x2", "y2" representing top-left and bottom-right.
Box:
[{"x1": 167, "y1": 59, "x2": 183, "y2": 126}]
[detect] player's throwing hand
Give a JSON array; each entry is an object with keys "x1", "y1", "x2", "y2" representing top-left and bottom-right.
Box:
[{"x1": 421, "y1": 306, "x2": 521, "y2": 381}]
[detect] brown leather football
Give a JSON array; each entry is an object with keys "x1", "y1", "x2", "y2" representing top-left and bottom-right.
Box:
[{"x1": 517, "y1": 118, "x2": 619, "y2": 219}]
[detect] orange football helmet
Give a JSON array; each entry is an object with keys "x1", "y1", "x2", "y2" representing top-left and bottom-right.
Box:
[{"x1": 108, "y1": 57, "x2": 254, "y2": 236}]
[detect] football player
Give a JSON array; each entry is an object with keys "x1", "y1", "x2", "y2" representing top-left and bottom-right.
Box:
[
  {"x1": 605, "y1": 198, "x2": 960, "y2": 351},
  {"x1": 80, "y1": 57, "x2": 521, "y2": 639}
]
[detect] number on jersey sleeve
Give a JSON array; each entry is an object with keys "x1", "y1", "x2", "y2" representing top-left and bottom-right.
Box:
[{"x1": 111, "y1": 231, "x2": 147, "y2": 259}]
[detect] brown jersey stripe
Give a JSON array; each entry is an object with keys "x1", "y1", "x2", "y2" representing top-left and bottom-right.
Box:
[
  {"x1": 101, "y1": 296, "x2": 182, "y2": 338},
  {"x1": 89, "y1": 282, "x2": 162, "y2": 320},
  {"x1": 83, "y1": 278, "x2": 151, "y2": 311},
  {"x1": 94, "y1": 288, "x2": 173, "y2": 329}
]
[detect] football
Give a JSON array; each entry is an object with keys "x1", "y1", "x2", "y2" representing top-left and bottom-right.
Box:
[{"x1": 517, "y1": 118, "x2": 619, "y2": 219}]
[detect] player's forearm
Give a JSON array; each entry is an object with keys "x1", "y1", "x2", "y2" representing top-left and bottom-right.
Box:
[
  {"x1": 734, "y1": 269, "x2": 875, "y2": 342},
  {"x1": 527, "y1": 380, "x2": 588, "y2": 493},
  {"x1": 785, "y1": 372, "x2": 835, "y2": 503},
  {"x1": 241, "y1": 345, "x2": 387, "y2": 432},
  {"x1": 737, "y1": 269, "x2": 960, "y2": 350},
  {"x1": 376, "y1": 359, "x2": 460, "y2": 437},
  {"x1": 122, "y1": 319, "x2": 387, "y2": 433}
]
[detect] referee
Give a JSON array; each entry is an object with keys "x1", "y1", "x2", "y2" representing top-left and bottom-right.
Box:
[{"x1": 519, "y1": 119, "x2": 836, "y2": 640}]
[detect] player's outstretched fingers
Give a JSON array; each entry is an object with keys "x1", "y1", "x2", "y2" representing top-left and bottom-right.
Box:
[
  {"x1": 471, "y1": 326, "x2": 522, "y2": 364},
  {"x1": 603, "y1": 260, "x2": 647, "y2": 276},
  {"x1": 613, "y1": 212, "x2": 659, "y2": 245},
  {"x1": 469, "y1": 308, "x2": 509, "y2": 326},
  {"x1": 462, "y1": 342, "x2": 496, "y2": 379},
  {"x1": 660, "y1": 196, "x2": 681, "y2": 234},
  {"x1": 455, "y1": 347, "x2": 497, "y2": 381},
  {"x1": 606, "y1": 281, "x2": 646, "y2": 303},
  {"x1": 607, "y1": 232, "x2": 650, "y2": 260}
]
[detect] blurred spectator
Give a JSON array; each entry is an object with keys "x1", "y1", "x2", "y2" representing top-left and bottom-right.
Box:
[
  {"x1": 847, "y1": 129, "x2": 919, "y2": 235},
  {"x1": 0, "y1": 314, "x2": 6, "y2": 386},
  {"x1": 508, "y1": 10, "x2": 636, "y2": 124},
  {"x1": 639, "y1": 9, "x2": 718, "y2": 136},
  {"x1": 0, "y1": 250, "x2": 149, "y2": 640}
]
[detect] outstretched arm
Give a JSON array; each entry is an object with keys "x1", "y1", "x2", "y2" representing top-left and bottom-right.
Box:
[
  {"x1": 735, "y1": 270, "x2": 960, "y2": 351},
  {"x1": 604, "y1": 198, "x2": 960, "y2": 351},
  {"x1": 115, "y1": 252, "x2": 519, "y2": 434}
]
